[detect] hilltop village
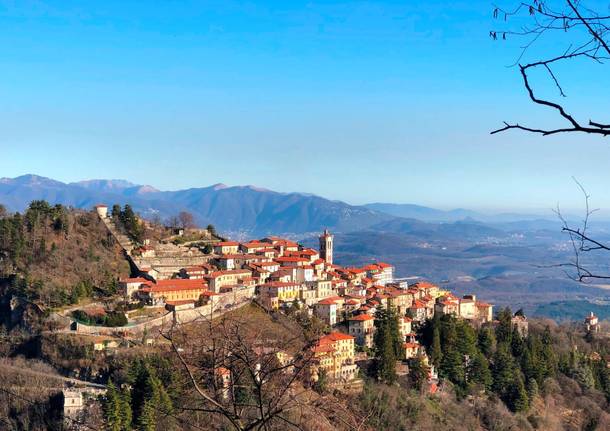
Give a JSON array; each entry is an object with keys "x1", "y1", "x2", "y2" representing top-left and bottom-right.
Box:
[
  {"x1": 85, "y1": 204, "x2": 494, "y2": 392},
  {"x1": 3, "y1": 202, "x2": 610, "y2": 430}
]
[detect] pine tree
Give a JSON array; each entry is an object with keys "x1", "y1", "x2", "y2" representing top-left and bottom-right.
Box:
[
  {"x1": 478, "y1": 327, "x2": 495, "y2": 357},
  {"x1": 495, "y1": 307, "x2": 513, "y2": 345},
  {"x1": 104, "y1": 381, "x2": 122, "y2": 431},
  {"x1": 510, "y1": 326, "x2": 525, "y2": 358},
  {"x1": 527, "y1": 378, "x2": 539, "y2": 403},
  {"x1": 468, "y1": 352, "x2": 492, "y2": 391},
  {"x1": 509, "y1": 375, "x2": 530, "y2": 413},
  {"x1": 137, "y1": 401, "x2": 156, "y2": 431},
  {"x1": 119, "y1": 389, "x2": 132, "y2": 431},
  {"x1": 491, "y1": 344, "x2": 515, "y2": 399}
]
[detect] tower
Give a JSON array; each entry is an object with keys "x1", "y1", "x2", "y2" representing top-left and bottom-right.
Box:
[{"x1": 319, "y1": 229, "x2": 334, "y2": 265}]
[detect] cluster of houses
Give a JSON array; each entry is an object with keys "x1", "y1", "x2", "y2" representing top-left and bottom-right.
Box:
[{"x1": 116, "y1": 229, "x2": 493, "y2": 390}]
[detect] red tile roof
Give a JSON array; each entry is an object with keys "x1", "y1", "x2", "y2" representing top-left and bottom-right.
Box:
[{"x1": 349, "y1": 314, "x2": 374, "y2": 321}]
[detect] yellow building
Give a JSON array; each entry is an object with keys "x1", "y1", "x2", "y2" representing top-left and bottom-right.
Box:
[
  {"x1": 312, "y1": 332, "x2": 357, "y2": 382},
  {"x1": 138, "y1": 279, "x2": 209, "y2": 305},
  {"x1": 259, "y1": 281, "x2": 301, "y2": 308}
]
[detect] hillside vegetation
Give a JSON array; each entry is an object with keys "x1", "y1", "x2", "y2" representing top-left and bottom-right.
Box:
[{"x1": 0, "y1": 200, "x2": 130, "y2": 309}]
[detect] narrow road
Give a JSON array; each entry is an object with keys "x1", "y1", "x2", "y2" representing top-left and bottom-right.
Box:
[{"x1": 0, "y1": 364, "x2": 106, "y2": 389}]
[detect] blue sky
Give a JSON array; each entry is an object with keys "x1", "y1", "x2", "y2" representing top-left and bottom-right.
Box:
[{"x1": 1, "y1": 0, "x2": 610, "y2": 213}]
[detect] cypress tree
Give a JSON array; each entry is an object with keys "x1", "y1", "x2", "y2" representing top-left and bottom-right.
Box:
[
  {"x1": 373, "y1": 309, "x2": 399, "y2": 384},
  {"x1": 431, "y1": 325, "x2": 442, "y2": 368}
]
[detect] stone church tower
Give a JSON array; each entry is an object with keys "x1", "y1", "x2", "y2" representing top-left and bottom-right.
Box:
[{"x1": 319, "y1": 229, "x2": 334, "y2": 265}]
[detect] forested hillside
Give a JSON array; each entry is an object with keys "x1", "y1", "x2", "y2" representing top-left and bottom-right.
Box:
[{"x1": 0, "y1": 201, "x2": 130, "y2": 309}]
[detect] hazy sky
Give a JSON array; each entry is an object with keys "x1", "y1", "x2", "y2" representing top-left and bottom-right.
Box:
[{"x1": 1, "y1": 0, "x2": 610, "y2": 213}]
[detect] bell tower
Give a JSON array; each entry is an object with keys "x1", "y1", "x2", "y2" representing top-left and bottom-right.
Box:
[{"x1": 319, "y1": 229, "x2": 334, "y2": 265}]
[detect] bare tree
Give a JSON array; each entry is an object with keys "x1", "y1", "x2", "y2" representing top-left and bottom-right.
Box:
[
  {"x1": 178, "y1": 211, "x2": 197, "y2": 229},
  {"x1": 490, "y1": 0, "x2": 610, "y2": 136},
  {"x1": 160, "y1": 310, "x2": 362, "y2": 430},
  {"x1": 550, "y1": 178, "x2": 610, "y2": 282}
]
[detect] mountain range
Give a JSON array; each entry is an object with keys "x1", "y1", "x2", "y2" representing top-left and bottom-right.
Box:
[{"x1": 0, "y1": 174, "x2": 560, "y2": 238}]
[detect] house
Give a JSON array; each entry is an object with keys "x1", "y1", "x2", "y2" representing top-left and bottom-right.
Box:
[
  {"x1": 403, "y1": 341, "x2": 422, "y2": 360},
  {"x1": 275, "y1": 256, "x2": 310, "y2": 267},
  {"x1": 92, "y1": 336, "x2": 121, "y2": 352},
  {"x1": 314, "y1": 296, "x2": 344, "y2": 326},
  {"x1": 311, "y1": 332, "x2": 357, "y2": 382},
  {"x1": 585, "y1": 312, "x2": 600, "y2": 333},
  {"x1": 213, "y1": 241, "x2": 240, "y2": 255},
  {"x1": 258, "y1": 281, "x2": 301, "y2": 308},
  {"x1": 412, "y1": 281, "x2": 440, "y2": 299},
  {"x1": 206, "y1": 269, "x2": 252, "y2": 293},
  {"x1": 435, "y1": 294, "x2": 460, "y2": 317},
  {"x1": 365, "y1": 262, "x2": 394, "y2": 286},
  {"x1": 119, "y1": 277, "x2": 151, "y2": 301},
  {"x1": 138, "y1": 279, "x2": 208, "y2": 305},
  {"x1": 459, "y1": 295, "x2": 478, "y2": 320},
  {"x1": 476, "y1": 301, "x2": 494, "y2": 322},
  {"x1": 348, "y1": 314, "x2": 375, "y2": 348},
  {"x1": 398, "y1": 316, "x2": 413, "y2": 341},
  {"x1": 409, "y1": 299, "x2": 431, "y2": 322},
  {"x1": 387, "y1": 288, "x2": 413, "y2": 314},
  {"x1": 63, "y1": 389, "x2": 84, "y2": 419},
  {"x1": 512, "y1": 313, "x2": 529, "y2": 336}
]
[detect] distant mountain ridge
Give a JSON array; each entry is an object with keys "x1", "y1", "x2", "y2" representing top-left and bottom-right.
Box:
[
  {"x1": 0, "y1": 174, "x2": 566, "y2": 239},
  {"x1": 0, "y1": 175, "x2": 395, "y2": 236}
]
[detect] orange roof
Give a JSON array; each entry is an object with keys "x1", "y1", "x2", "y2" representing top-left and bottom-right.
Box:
[
  {"x1": 317, "y1": 296, "x2": 343, "y2": 305},
  {"x1": 275, "y1": 256, "x2": 310, "y2": 263},
  {"x1": 215, "y1": 367, "x2": 231, "y2": 376},
  {"x1": 403, "y1": 342, "x2": 420, "y2": 349},
  {"x1": 411, "y1": 299, "x2": 427, "y2": 308},
  {"x1": 349, "y1": 314, "x2": 374, "y2": 321},
  {"x1": 413, "y1": 281, "x2": 437, "y2": 289},
  {"x1": 319, "y1": 332, "x2": 354, "y2": 344}
]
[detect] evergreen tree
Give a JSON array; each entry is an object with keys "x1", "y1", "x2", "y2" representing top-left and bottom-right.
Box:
[
  {"x1": 373, "y1": 308, "x2": 401, "y2": 384},
  {"x1": 510, "y1": 326, "x2": 525, "y2": 358},
  {"x1": 468, "y1": 352, "x2": 492, "y2": 391},
  {"x1": 478, "y1": 327, "x2": 495, "y2": 357},
  {"x1": 408, "y1": 357, "x2": 428, "y2": 392},
  {"x1": 103, "y1": 381, "x2": 122, "y2": 431},
  {"x1": 119, "y1": 389, "x2": 132, "y2": 431},
  {"x1": 495, "y1": 307, "x2": 513, "y2": 345},
  {"x1": 509, "y1": 374, "x2": 530, "y2": 413},
  {"x1": 527, "y1": 378, "x2": 539, "y2": 403},
  {"x1": 441, "y1": 348, "x2": 465, "y2": 386},
  {"x1": 431, "y1": 325, "x2": 442, "y2": 368},
  {"x1": 137, "y1": 401, "x2": 156, "y2": 431},
  {"x1": 491, "y1": 344, "x2": 515, "y2": 400}
]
